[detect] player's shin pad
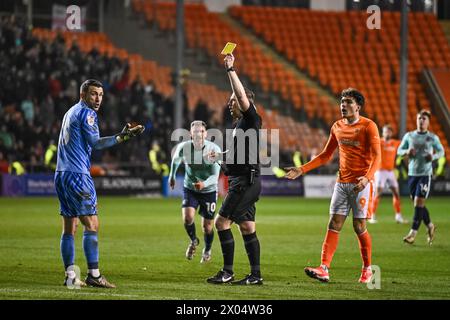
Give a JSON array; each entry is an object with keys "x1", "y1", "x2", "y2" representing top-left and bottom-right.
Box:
[{"x1": 116, "y1": 123, "x2": 145, "y2": 143}]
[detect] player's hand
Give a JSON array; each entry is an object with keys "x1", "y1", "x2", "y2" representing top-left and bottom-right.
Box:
[
  {"x1": 408, "y1": 148, "x2": 416, "y2": 157},
  {"x1": 169, "y1": 178, "x2": 175, "y2": 190},
  {"x1": 206, "y1": 151, "x2": 219, "y2": 163},
  {"x1": 353, "y1": 176, "x2": 369, "y2": 193},
  {"x1": 224, "y1": 53, "x2": 235, "y2": 70},
  {"x1": 116, "y1": 123, "x2": 145, "y2": 143},
  {"x1": 424, "y1": 153, "x2": 433, "y2": 162},
  {"x1": 284, "y1": 167, "x2": 304, "y2": 180},
  {"x1": 193, "y1": 181, "x2": 204, "y2": 191}
]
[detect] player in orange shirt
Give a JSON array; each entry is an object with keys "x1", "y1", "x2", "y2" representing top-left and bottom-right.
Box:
[
  {"x1": 285, "y1": 88, "x2": 381, "y2": 283},
  {"x1": 369, "y1": 124, "x2": 407, "y2": 224}
]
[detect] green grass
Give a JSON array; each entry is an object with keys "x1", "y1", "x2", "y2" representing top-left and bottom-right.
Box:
[{"x1": 0, "y1": 196, "x2": 449, "y2": 300}]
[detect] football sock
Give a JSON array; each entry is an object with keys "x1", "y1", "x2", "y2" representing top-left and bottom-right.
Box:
[
  {"x1": 218, "y1": 229, "x2": 234, "y2": 274},
  {"x1": 61, "y1": 234, "x2": 75, "y2": 270},
  {"x1": 243, "y1": 232, "x2": 261, "y2": 277},
  {"x1": 83, "y1": 231, "x2": 99, "y2": 271},
  {"x1": 393, "y1": 194, "x2": 401, "y2": 215},
  {"x1": 65, "y1": 269, "x2": 76, "y2": 279},
  {"x1": 412, "y1": 206, "x2": 424, "y2": 230},
  {"x1": 422, "y1": 207, "x2": 431, "y2": 226},
  {"x1": 204, "y1": 231, "x2": 214, "y2": 252},
  {"x1": 321, "y1": 229, "x2": 340, "y2": 269},
  {"x1": 408, "y1": 229, "x2": 418, "y2": 237},
  {"x1": 89, "y1": 269, "x2": 100, "y2": 278},
  {"x1": 357, "y1": 230, "x2": 372, "y2": 269},
  {"x1": 184, "y1": 222, "x2": 197, "y2": 242}
]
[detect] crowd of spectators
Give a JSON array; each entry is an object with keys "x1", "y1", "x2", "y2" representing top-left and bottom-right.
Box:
[
  {"x1": 0, "y1": 15, "x2": 184, "y2": 175},
  {"x1": 0, "y1": 14, "x2": 328, "y2": 177}
]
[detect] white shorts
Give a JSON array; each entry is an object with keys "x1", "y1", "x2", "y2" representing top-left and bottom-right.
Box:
[
  {"x1": 374, "y1": 170, "x2": 399, "y2": 190},
  {"x1": 329, "y1": 182, "x2": 374, "y2": 219}
]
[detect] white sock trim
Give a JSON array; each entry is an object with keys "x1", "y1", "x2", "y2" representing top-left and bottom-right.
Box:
[{"x1": 89, "y1": 269, "x2": 100, "y2": 277}]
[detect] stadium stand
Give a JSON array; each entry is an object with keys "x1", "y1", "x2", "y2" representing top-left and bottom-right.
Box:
[
  {"x1": 230, "y1": 6, "x2": 450, "y2": 161},
  {"x1": 0, "y1": 16, "x2": 175, "y2": 172},
  {"x1": 133, "y1": 0, "x2": 332, "y2": 159}
]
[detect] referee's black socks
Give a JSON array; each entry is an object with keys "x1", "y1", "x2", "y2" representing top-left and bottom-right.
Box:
[
  {"x1": 218, "y1": 229, "x2": 234, "y2": 274},
  {"x1": 243, "y1": 232, "x2": 261, "y2": 277}
]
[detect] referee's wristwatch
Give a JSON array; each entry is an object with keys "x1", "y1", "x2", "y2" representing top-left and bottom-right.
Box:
[{"x1": 226, "y1": 66, "x2": 235, "y2": 72}]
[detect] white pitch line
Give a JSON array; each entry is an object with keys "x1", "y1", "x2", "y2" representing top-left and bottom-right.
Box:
[{"x1": 0, "y1": 288, "x2": 139, "y2": 298}]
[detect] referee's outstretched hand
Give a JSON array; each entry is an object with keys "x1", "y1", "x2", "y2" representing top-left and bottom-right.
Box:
[
  {"x1": 224, "y1": 53, "x2": 234, "y2": 69},
  {"x1": 284, "y1": 167, "x2": 304, "y2": 180}
]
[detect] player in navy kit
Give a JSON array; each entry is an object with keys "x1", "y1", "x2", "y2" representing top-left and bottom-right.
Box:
[
  {"x1": 55, "y1": 79, "x2": 144, "y2": 288},
  {"x1": 398, "y1": 110, "x2": 444, "y2": 245},
  {"x1": 169, "y1": 121, "x2": 221, "y2": 263}
]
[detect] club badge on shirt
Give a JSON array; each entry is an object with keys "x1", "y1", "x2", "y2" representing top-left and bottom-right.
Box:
[{"x1": 87, "y1": 114, "x2": 95, "y2": 126}]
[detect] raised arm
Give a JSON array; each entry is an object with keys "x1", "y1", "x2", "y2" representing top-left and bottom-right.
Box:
[
  {"x1": 81, "y1": 110, "x2": 118, "y2": 150},
  {"x1": 224, "y1": 54, "x2": 251, "y2": 112}
]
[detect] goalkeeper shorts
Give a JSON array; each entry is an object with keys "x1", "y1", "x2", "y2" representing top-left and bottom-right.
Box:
[{"x1": 55, "y1": 171, "x2": 97, "y2": 217}]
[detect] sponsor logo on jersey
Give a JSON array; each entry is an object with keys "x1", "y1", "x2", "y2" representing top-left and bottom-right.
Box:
[
  {"x1": 87, "y1": 114, "x2": 95, "y2": 126},
  {"x1": 340, "y1": 139, "x2": 360, "y2": 147}
]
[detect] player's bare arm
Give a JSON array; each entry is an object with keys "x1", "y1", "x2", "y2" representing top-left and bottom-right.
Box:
[{"x1": 225, "y1": 53, "x2": 250, "y2": 112}]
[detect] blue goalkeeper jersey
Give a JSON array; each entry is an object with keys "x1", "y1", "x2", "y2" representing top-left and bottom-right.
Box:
[
  {"x1": 397, "y1": 130, "x2": 445, "y2": 176},
  {"x1": 56, "y1": 100, "x2": 118, "y2": 174},
  {"x1": 169, "y1": 140, "x2": 221, "y2": 193}
]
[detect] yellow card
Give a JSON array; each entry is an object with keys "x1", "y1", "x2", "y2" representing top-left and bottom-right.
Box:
[{"x1": 221, "y1": 42, "x2": 237, "y2": 55}]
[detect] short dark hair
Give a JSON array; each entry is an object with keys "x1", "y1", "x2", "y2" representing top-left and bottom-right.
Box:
[
  {"x1": 418, "y1": 109, "x2": 431, "y2": 119},
  {"x1": 80, "y1": 79, "x2": 103, "y2": 94},
  {"x1": 244, "y1": 87, "x2": 255, "y2": 104},
  {"x1": 341, "y1": 88, "x2": 365, "y2": 107},
  {"x1": 191, "y1": 120, "x2": 207, "y2": 129}
]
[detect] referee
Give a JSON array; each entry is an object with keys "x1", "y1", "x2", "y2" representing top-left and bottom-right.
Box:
[{"x1": 207, "y1": 53, "x2": 263, "y2": 285}]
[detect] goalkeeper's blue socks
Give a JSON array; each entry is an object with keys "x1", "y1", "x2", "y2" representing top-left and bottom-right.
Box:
[
  {"x1": 204, "y1": 231, "x2": 214, "y2": 252},
  {"x1": 83, "y1": 231, "x2": 99, "y2": 276},
  {"x1": 61, "y1": 234, "x2": 75, "y2": 270}
]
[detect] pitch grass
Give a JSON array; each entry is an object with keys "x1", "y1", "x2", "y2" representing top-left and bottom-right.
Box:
[{"x1": 0, "y1": 196, "x2": 449, "y2": 300}]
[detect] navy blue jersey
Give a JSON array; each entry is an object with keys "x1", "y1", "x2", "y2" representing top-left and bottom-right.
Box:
[{"x1": 56, "y1": 100, "x2": 117, "y2": 174}]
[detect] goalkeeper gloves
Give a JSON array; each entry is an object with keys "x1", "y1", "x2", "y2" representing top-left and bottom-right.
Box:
[{"x1": 116, "y1": 123, "x2": 145, "y2": 143}]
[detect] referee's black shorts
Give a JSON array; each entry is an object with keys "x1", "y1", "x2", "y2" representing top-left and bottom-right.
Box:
[{"x1": 219, "y1": 175, "x2": 261, "y2": 224}]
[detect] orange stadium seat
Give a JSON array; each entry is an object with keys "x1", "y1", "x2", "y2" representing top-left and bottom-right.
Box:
[
  {"x1": 230, "y1": 6, "x2": 450, "y2": 159},
  {"x1": 133, "y1": 2, "x2": 333, "y2": 153}
]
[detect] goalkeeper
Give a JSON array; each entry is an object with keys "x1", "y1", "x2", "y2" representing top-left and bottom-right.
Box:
[{"x1": 55, "y1": 79, "x2": 145, "y2": 289}]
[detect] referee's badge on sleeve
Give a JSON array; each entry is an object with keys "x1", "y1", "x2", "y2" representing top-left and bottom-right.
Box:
[{"x1": 87, "y1": 114, "x2": 95, "y2": 126}]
